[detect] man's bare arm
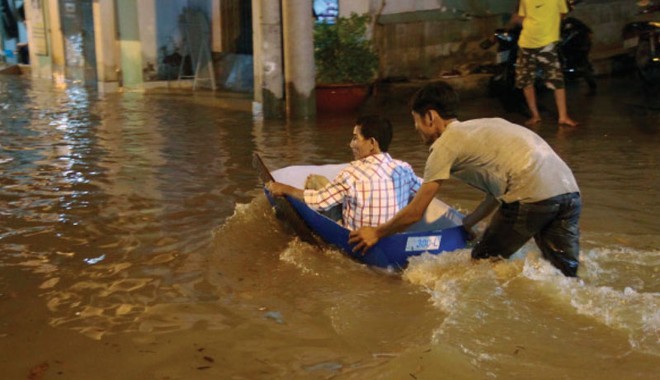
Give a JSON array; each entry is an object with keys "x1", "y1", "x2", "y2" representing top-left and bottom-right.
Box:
[{"x1": 461, "y1": 194, "x2": 500, "y2": 239}]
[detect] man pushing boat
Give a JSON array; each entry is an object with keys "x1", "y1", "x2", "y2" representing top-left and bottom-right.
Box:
[{"x1": 349, "y1": 81, "x2": 582, "y2": 277}]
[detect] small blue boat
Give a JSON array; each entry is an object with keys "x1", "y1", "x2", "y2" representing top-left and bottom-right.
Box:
[{"x1": 254, "y1": 154, "x2": 468, "y2": 270}]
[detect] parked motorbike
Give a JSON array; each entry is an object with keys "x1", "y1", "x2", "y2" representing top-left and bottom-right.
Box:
[
  {"x1": 622, "y1": 3, "x2": 660, "y2": 90},
  {"x1": 559, "y1": 16, "x2": 597, "y2": 91},
  {"x1": 480, "y1": 12, "x2": 596, "y2": 115},
  {"x1": 479, "y1": 25, "x2": 526, "y2": 114}
]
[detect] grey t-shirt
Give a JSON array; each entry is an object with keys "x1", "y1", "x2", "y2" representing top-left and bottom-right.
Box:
[{"x1": 423, "y1": 118, "x2": 579, "y2": 203}]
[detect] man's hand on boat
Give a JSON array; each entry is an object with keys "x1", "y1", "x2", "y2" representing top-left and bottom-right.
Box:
[
  {"x1": 460, "y1": 195, "x2": 499, "y2": 243},
  {"x1": 265, "y1": 181, "x2": 304, "y2": 200},
  {"x1": 462, "y1": 224, "x2": 478, "y2": 242},
  {"x1": 349, "y1": 182, "x2": 445, "y2": 255},
  {"x1": 348, "y1": 227, "x2": 380, "y2": 255}
]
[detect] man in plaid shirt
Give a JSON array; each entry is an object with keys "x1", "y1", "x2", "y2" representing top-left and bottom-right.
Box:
[{"x1": 268, "y1": 115, "x2": 423, "y2": 230}]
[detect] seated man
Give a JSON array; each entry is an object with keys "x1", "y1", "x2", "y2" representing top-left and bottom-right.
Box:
[{"x1": 267, "y1": 115, "x2": 423, "y2": 230}]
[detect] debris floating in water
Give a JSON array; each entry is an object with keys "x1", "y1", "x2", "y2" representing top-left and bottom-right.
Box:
[{"x1": 264, "y1": 311, "x2": 285, "y2": 324}]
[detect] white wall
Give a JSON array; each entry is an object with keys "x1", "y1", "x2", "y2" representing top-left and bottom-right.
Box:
[{"x1": 138, "y1": 0, "x2": 157, "y2": 73}]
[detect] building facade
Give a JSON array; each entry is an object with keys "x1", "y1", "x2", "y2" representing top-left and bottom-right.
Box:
[{"x1": 4, "y1": 0, "x2": 645, "y2": 117}]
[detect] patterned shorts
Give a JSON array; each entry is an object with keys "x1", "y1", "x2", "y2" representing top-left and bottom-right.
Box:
[{"x1": 515, "y1": 42, "x2": 565, "y2": 90}]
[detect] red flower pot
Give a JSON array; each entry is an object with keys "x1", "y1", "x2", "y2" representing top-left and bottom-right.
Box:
[{"x1": 315, "y1": 83, "x2": 370, "y2": 113}]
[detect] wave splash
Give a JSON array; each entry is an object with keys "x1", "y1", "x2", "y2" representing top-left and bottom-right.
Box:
[{"x1": 402, "y1": 245, "x2": 660, "y2": 356}]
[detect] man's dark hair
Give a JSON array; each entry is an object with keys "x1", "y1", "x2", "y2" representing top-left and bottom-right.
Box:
[
  {"x1": 356, "y1": 115, "x2": 393, "y2": 152},
  {"x1": 409, "y1": 81, "x2": 460, "y2": 120}
]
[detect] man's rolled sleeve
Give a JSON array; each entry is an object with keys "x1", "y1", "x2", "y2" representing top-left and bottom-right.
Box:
[{"x1": 303, "y1": 180, "x2": 348, "y2": 211}]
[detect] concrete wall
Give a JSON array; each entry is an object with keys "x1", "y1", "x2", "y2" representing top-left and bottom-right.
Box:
[
  {"x1": 371, "y1": 0, "x2": 642, "y2": 79},
  {"x1": 569, "y1": 0, "x2": 640, "y2": 54},
  {"x1": 376, "y1": 0, "x2": 517, "y2": 15},
  {"x1": 137, "y1": 0, "x2": 157, "y2": 79},
  {"x1": 375, "y1": 14, "x2": 502, "y2": 79},
  {"x1": 93, "y1": 0, "x2": 119, "y2": 91},
  {"x1": 46, "y1": 0, "x2": 65, "y2": 82}
]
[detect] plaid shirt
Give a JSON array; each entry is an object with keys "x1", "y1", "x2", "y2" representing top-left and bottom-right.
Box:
[{"x1": 304, "y1": 153, "x2": 423, "y2": 230}]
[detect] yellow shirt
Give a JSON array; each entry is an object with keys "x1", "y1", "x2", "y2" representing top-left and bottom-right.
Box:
[{"x1": 518, "y1": 0, "x2": 569, "y2": 48}]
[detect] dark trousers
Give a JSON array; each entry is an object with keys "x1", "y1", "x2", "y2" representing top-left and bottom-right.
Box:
[{"x1": 472, "y1": 192, "x2": 582, "y2": 277}]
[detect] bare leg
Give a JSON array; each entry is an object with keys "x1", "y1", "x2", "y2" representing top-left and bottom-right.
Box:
[
  {"x1": 554, "y1": 88, "x2": 578, "y2": 127},
  {"x1": 523, "y1": 86, "x2": 541, "y2": 126}
]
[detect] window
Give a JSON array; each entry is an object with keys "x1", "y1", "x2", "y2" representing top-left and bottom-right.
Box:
[{"x1": 313, "y1": 0, "x2": 338, "y2": 23}]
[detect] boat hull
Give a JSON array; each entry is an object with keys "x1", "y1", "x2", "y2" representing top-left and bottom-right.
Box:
[
  {"x1": 254, "y1": 155, "x2": 468, "y2": 269},
  {"x1": 279, "y1": 195, "x2": 468, "y2": 269}
]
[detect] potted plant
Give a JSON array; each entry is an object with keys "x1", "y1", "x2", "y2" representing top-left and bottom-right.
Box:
[{"x1": 314, "y1": 13, "x2": 379, "y2": 113}]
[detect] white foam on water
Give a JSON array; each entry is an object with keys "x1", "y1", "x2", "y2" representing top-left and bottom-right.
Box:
[
  {"x1": 402, "y1": 244, "x2": 660, "y2": 357},
  {"x1": 523, "y1": 246, "x2": 660, "y2": 356},
  {"x1": 279, "y1": 238, "x2": 323, "y2": 276},
  {"x1": 403, "y1": 248, "x2": 524, "y2": 314},
  {"x1": 213, "y1": 194, "x2": 276, "y2": 234}
]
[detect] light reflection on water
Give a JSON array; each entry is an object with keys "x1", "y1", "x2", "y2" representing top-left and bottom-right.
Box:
[{"x1": 0, "y1": 75, "x2": 658, "y2": 378}]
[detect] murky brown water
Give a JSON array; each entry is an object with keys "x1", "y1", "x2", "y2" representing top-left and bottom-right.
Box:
[{"x1": 1, "y1": 74, "x2": 658, "y2": 379}]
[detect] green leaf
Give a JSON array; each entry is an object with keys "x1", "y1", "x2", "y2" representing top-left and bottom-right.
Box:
[{"x1": 314, "y1": 13, "x2": 379, "y2": 85}]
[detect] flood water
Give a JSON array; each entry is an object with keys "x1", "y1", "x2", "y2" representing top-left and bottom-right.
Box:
[{"x1": 0, "y1": 74, "x2": 658, "y2": 379}]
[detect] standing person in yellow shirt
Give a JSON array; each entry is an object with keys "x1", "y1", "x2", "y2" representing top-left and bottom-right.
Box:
[{"x1": 516, "y1": 0, "x2": 578, "y2": 127}]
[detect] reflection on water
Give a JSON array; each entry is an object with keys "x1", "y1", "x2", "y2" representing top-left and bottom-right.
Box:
[{"x1": 0, "y1": 75, "x2": 658, "y2": 379}]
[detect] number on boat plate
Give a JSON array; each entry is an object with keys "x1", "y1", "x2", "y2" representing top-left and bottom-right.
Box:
[{"x1": 405, "y1": 236, "x2": 441, "y2": 252}]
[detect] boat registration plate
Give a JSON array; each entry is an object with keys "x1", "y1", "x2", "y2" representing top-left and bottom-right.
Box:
[{"x1": 405, "y1": 236, "x2": 441, "y2": 252}]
